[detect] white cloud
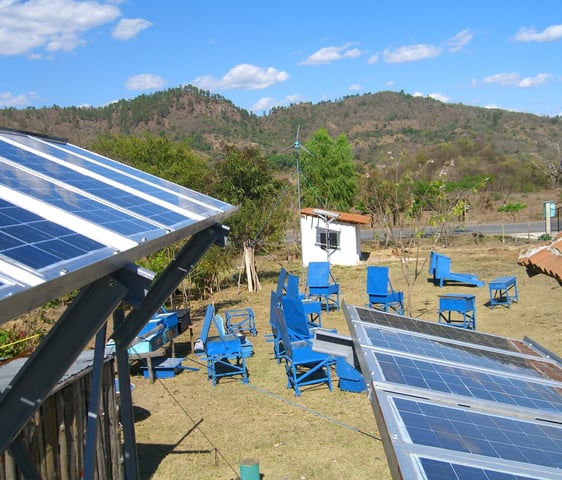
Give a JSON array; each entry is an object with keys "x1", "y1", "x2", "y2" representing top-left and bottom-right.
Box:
[
  {"x1": 513, "y1": 24, "x2": 562, "y2": 42},
  {"x1": 252, "y1": 97, "x2": 276, "y2": 112},
  {"x1": 445, "y1": 29, "x2": 474, "y2": 52},
  {"x1": 413, "y1": 91, "x2": 449, "y2": 103},
  {"x1": 518, "y1": 73, "x2": 552, "y2": 87},
  {"x1": 112, "y1": 18, "x2": 152, "y2": 40},
  {"x1": 483, "y1": 72, "x2": 552, "y2": 87},
  {"x1": 251, "y1": 93, "x2": 302, "y2": 113},
  {"x1": 348, "y1": 84, "x2": 362, "y2": 92},
  {"x1": 483, "y1": 73, "x2": 521, "y2": 86},
  {"x1": 368, "y1": 54, "x2": 379, "y2": 64},
  {"x1": 383, "y1": 44, "x2": 442, "y2": 63},
  {"x1": 0, "y1": 0, "x2": 121, "y2": 56},
  {"x1": 126, "y1": 73, "x2": 165, "y2": 91},
  {"x1": 194, "y1": 64, "x2": 289, "y2": 91},
  {"x1": 0, "y1": 90, "x2": 39, "y2": 107},
  {"x1": 428, "y1": 93, "x2": 449, "y2": 102},
  {"x1": 300, "y1": 43, "x2": 361, "y2": 65}
]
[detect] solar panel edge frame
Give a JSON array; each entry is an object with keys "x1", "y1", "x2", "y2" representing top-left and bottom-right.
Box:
[
  {"x1": 0, "y1": 209, "x2": 237, "y2": 326},
  {"x1": 378, "y1": 389, "x2": 562, "y2": 480},
  {"x1": 342, "y1": 302, "x2": 562, "y2": 480},
  {"x1": 342, "y1": 301, "x2": 407, "y2": 480},
  {"x1": 361, "y1": 345, "x2": 562, "y2": 424}
]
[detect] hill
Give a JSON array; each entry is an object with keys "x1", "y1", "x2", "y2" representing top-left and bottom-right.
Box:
[{"x1": 1, "y1": 86, "x2": 561, "y2": 175}]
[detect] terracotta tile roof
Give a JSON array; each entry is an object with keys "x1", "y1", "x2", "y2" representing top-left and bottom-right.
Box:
[
  {"x1": 517, "y1": 232, "x2": 562, "y2": 285},
  {"x1": 300, "y1": 207, "x2": 370, "y2": 225}
]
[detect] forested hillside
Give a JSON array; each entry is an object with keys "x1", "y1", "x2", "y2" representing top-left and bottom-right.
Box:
[{"x1": 1, "y1": 85, "x2": 561, "y2": 191}]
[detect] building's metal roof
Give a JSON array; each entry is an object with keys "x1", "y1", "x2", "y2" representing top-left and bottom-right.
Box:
[
  {"x1": 301, "y1": 207, "x2": 370, "y2": 225},
  {"x1": 0, "y1": 349, "x2": 105, "y2": 394}
]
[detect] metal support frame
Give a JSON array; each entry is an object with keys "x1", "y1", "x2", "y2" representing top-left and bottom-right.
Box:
[
  {"x1": 0, "y1": 223, "x2": 229, "y2": 479},
  {"x1": 83, "y1": 324, "x2": 108, "y2": 480},
  {"x1": 112, "y1": 224, "x2": 229, "y2": 348},
  {"x1": 112, "y1": 223, "x2": 229, "y2": 478},
  {"x1": 0, "y1": 275, "x2": 127, "y2": 458}
]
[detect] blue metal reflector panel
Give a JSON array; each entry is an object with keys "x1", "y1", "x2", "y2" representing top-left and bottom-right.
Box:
[
  {"x1": 0, "y1": 129, "x2": 236, "y2": 324},
  {"x1": 343, "y1": 304, "x2": 562, "y2": 480}
]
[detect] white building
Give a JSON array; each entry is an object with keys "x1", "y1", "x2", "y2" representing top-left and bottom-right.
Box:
[{"x1": 300, "y1": 207, "x2": 370, "y2": 266}]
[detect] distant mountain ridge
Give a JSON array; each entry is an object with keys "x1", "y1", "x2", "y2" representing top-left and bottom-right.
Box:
[{"x1": 1, "y1": 86, "x2": 560, "y2": 166}]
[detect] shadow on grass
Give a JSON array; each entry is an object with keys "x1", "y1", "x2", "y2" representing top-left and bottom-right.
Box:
[{"x1": 137, "y1": 419, "x2": 217, "y2": 479}]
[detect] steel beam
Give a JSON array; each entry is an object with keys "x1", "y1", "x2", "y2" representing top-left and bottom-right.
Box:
[
  {"x1": 83, "y1": 324, "x2": 108, "y2": 480},
  {"x1": 112, "y1": 223, "x2": 229, "y2": 348}
]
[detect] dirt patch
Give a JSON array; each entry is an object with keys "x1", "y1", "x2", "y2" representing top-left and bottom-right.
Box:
[{"x1": 128, "y1": 239, "x2": 561, "y2": 480}]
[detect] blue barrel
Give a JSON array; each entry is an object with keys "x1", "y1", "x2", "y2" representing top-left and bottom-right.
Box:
[{"x1": 239, "y1": 457, "x2": 259, "y2": 480}]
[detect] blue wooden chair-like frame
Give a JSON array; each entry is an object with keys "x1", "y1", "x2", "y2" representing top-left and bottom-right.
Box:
[
  {"x1": 306, "y1": 261, "x2": 340, "y2": 312},
  {"x1": 199, "y1": 304, "x2": 248, "y2": 386},
  {"x1": 274, "y1": 302, "x2": 335, "y2": 396},
  {"x1": 429, "y1": 251, "x2": 484, "y2": 288},
  {"x1": 268, "y1": 291, "x2": 285, "y2": 364},
  {"x1": 366, "y1": 266, "x2": 404, "y2": 315},
  {"x1": 225, "y1": 307, "x2": 257, "y2": 336},
  {"x1": 286, "y1": 273, "x2": 322, "y2": 327}
]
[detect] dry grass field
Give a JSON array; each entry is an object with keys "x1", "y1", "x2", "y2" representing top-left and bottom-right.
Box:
[{"x1": 130, "y1": 237, "x2": 562, "y2": 480}]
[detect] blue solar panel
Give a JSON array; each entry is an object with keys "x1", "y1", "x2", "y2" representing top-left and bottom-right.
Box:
[
  {"x1": 356, "y1": 306, "x2": 536, "y2": 355},
  {"x1": 395, "y1": 396, "x2": 562, "y2": 469},
  {"x1": 0, "y1": 199, "x2": 106, "y2": 269},
  {"x1": 419, "y1": 457, "x2": 544, "y2": 480},
  {"x1": 343, "y1": 305, "x2": 562, "y2": 480},
  {"x1": 364, "y1": 326, "x2": 551, "y2": 379},
  {"x1": 60, "y1": 143, "x2": 229, "y2": 210},
  {"x1": 7, "y1": 134, "x2": 229, "y2": 218},
  {"x1": 0, "y1": 140, "x2": 190, "y2": 228},
  {"x1": 0, "y1": 129, "x2": 236, "y2": 323},
  {"x1": 375, "y1": 351, "x2": 562, "y2": 413}
]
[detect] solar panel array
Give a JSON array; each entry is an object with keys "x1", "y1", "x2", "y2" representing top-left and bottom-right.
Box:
[
  {"x1": 343, "y1": 305, "x2": 562, "y2": 480},
  {"x1": 0, "y1": 129, "x2": 236, "y2": 323}
]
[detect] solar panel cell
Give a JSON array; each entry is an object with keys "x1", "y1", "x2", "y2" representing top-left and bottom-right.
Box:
[
  {"x1": 375, "y1": 351, "x2": 562, "y2": 412},
  {"x1": 365, "y1": 326, "x2": 556, "y2": 379},
  {"x1": 395, "y1": 396, "x2": 562, "y2": 469},
  {"x1": 419, "y1": 457, "x2": 541, "y2": 480},
  {"x1": 344, "y1": 305, "x2": 562, "y2": 480}
]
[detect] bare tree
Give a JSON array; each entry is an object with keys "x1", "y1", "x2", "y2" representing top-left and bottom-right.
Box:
[{"x1": 530, "y1": 142, "x2": 562, "y2": 189}]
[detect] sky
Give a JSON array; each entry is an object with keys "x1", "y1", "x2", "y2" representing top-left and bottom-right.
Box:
[{"x1": 2, "y1": 0, "x2": 562, "y2": 117}]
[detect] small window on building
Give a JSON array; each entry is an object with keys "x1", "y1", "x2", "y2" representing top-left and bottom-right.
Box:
[{"x1": 316, "y1": 229, "x2": 340, "y2": 250}]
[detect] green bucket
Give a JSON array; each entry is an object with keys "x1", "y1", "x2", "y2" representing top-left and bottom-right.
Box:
[{"x1": 239, "y1": 457, "x2": 260, "y2": 480}]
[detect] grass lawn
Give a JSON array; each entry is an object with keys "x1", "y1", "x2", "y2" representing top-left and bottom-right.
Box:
[{"x1": 131, "y1": 237, "x2": 561, "y2": 480}]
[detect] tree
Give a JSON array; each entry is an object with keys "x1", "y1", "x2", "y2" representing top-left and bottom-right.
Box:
[
  {"x1": 530, "y1": 142, "x2": 562, "y2": 189},
  {"x1": 91, "y1": 133, "x2": 209, "y2": 192},
  {"x1": 211, "y1": 145, "x2": 287, "y2": 291},
  {"x1": 498, "y1": 202, "x2": 527, "y2": 243},
  {"x1": 358, "y1": 153, "x2": 490, "y2": 316},
  {"x1": 301, "y1": 129, "x2": 357, "y2": 211},
  {"x1": 416, "y1": 163, "x2": 490, "y2": 246}
]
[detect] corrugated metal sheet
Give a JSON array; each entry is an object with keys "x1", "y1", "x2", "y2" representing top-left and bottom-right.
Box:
[
  {"x1": 518, "y1": 232, "x2": 562, "y2": 284},
  {"x1": 0, "y1": 349, "x2": 106, "y2": 394},
  {"x1": 301, "y1": 207, "x2": 370, "y2": 225}
]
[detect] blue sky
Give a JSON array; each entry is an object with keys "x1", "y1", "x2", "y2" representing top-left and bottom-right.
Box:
[{"x1": 2, "y1": 0, "x2": 562, "y2": 116}]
